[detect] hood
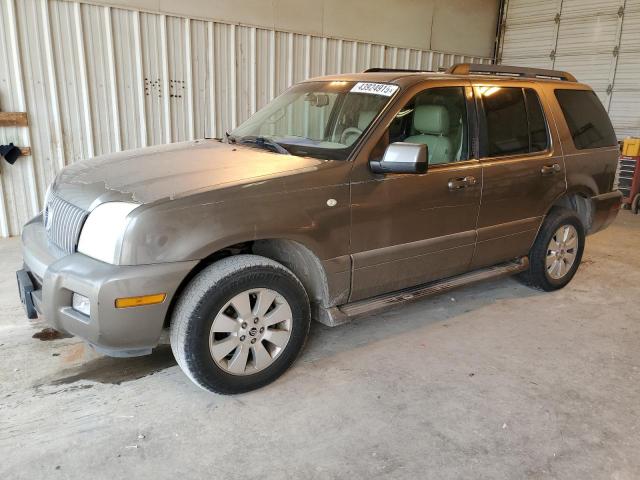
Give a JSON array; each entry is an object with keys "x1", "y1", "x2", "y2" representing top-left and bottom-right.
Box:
[{"x1": 54, "y1": 139, "x2": 324, "y2": 210}]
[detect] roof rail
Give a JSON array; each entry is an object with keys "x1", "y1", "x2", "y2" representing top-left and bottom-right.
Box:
[
  {"x1": 446, "y1": 63, "x2": 577, "y2": 82},
  {"x1": 363, "y1": 68, "x2": 429, "y2": 73}
]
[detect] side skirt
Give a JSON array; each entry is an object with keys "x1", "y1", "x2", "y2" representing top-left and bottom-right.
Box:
[{"x1": 317, "y1": 257, "x2": 529, "y2": 327}]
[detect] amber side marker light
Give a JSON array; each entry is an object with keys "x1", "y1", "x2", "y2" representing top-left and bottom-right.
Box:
[{"x1": 115, "y1": 293, "x2": 166, "y2": 309}]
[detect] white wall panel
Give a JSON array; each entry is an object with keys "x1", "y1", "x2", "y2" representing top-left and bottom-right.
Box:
[
  {"x1": 0, "y1": 0, "x2": 37, "y2": 236},
  {"x1": 0, "y1": 0, "x2": 491, "y2": 237},
  {"x1": 112, "y1": 7, "x2": 146, "y2": 150},
  {"x1": 14, "y1": 0, "x2": 59, "y2": 223},
  {"x1": 82, "y1": 3, "x2": 121, "y2": 155}
]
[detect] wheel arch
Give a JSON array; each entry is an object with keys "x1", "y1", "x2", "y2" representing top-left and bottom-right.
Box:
[
  {"x1": 547, "y1": 187, "x2": 595, "y2": 232},
  {"x1": 163, "y1": 237, "x2": 332, "y2": 328}
]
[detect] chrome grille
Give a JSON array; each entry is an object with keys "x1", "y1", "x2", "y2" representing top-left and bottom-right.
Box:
[{"x1": 43, "y1": 192, "x2": 88, "y2": 254}]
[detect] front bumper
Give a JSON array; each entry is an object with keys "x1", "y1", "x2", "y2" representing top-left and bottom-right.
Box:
[
  {"x1": 19, "y1": 215, "x2": 197, "y2": 357},
  {"x1": 589, "y1": 190, "x2": 623, "y2": 235}
]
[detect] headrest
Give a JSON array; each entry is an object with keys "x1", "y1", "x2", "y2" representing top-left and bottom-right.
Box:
[
  {"x1": 358, "y1": 111, "x2": 377, "y2": 130},
  {"x1": 413, "y1": 105, "x2": 450, "y2": 135}
]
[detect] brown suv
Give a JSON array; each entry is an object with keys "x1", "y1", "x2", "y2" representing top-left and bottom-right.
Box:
[{"x1": 17, "y1": 64, "x2": 621, "y2": 394}]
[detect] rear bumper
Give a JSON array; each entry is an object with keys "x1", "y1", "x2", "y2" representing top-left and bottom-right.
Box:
[
  {"x1": 589, "y1": 190, "x2": 622, "y2": 235},
  {"x1": 20, "y1": 215, "x2": 197, "y2": 357}
]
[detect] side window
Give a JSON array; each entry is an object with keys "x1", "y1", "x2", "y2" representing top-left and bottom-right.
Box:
[
  {"x1": 385, "y1": 86, "x2": 469, "y2": 165},
  {"x1": 478, "y1": 86, "x2": 550, "y2": 157},
  {"x1": 554, "y1": 89, "x2": 617, "y2": 150},
  {"x1": 480, "y1": 87, "x2": 529, "y2": 156},
  {"x1": 525, "y1": 89, "x2": 549, "y2": 152}
]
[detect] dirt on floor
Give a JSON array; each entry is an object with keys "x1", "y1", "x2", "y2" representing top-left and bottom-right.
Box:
[{"x1": 1, "y1": 211, "x2": 639, "y2": 480}]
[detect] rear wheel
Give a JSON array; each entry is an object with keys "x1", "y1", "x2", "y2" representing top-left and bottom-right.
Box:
[
  {"x1": 519, "y1": 207, "x2": 585, "y2": 291},
  {"x1": 170, "y1": 255, "x2": 310, "y2": 394}
]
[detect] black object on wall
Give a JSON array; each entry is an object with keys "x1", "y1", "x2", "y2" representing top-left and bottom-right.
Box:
[{"x1": 0, "y1": 143, "x2": 21, "y2": 165}]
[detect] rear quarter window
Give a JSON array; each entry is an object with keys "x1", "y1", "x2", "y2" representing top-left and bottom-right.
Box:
[{"x1": 555, "y1": 89, "x2": 617, "y2": 150}]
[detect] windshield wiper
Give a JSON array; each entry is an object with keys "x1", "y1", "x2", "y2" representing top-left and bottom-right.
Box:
[{"x1": 235, "y1": 136, "x2": 290, "y2": 155}]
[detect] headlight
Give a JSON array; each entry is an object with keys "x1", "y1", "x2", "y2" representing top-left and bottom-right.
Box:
[{"x1": 77, "y1": 202, "x2": 139, "y2": 264}]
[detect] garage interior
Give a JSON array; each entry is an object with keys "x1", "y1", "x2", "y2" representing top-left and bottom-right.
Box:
[{"x1": 1, "y1": 0, "x2": 639, "y2": 478}]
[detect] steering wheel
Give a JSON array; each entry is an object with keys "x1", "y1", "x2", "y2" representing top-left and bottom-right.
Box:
[{"x1": 340, "y1": 127, "x2": 363, "y2": 146}]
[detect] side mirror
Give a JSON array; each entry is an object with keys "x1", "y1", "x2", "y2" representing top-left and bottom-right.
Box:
[{"x1": 370, "y1": 142, "x2": 428, "y2": 174}]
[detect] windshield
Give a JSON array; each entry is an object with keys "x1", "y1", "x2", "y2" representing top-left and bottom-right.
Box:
[{"x1": 229, "y1": 81, "x2": 399, "y2": 160}]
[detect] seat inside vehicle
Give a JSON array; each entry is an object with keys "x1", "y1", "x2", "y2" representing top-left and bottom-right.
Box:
[
  {"x1": 404, "y1": 105, "x2": 453, "y2": 164},
  {"x1": 388, "y1": 86, "x2": 468, "y2": 164}
]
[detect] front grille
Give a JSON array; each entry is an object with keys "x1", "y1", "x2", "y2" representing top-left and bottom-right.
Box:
[{"x1": 43, "y1": 192, "x2": 88, "y2": 254}]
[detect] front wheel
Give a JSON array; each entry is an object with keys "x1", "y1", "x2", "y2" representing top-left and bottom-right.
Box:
[
  {"x1": 519, "y1": 207, "x2": 585, "y2": 291},
  {"x1": 170, "y1": 255, "x2": 311, "y2": 394}
]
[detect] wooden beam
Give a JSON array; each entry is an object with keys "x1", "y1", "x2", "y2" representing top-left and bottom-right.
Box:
[{"x1": 0, "y1": 112, "x2": 28, "y2": 127}]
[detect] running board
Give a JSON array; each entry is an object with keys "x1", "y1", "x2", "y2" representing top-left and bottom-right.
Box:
[{"x1": 318, "y1": 257, "x2": 529, "y2": 327}]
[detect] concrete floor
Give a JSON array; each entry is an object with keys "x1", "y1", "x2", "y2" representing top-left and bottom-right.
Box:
[{"x1": 1, "y1": 212, "x2": 639, "y2": 480}]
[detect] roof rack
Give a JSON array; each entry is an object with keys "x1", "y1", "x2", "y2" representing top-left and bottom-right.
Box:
[
  {"x1": 446, "y1": 63, "x2": 577, "y2": 82},
  {"x1": 363, "y1": 68, "x2": 430, "y2": 73}
]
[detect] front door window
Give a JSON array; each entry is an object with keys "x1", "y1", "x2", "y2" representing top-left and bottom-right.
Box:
[{"x1": 385, "y1": 86, "x2": 470, "y2": 165}]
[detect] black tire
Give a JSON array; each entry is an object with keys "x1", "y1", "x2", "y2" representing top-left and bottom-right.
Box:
[
  {"x1": 170, "y1": 255, "x2": 310, "y2": 394},
  {"x1": 519, "y1": 207, "x2": 585, "y2": 291}
]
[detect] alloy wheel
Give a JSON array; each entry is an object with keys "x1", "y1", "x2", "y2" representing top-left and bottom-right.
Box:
[
  {"x1": 546, "y1": 224, "x2": 579, "y2": 280},
  {"x1": 208, "y1": 288, "x2": 293, "y2": 375}
]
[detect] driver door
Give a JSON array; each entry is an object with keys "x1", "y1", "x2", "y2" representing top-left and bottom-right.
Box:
[{"x1": 349, "y1": 82, "x2": 482, "y2": 302}]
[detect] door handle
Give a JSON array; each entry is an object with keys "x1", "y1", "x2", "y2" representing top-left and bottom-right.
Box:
[
  {"x1": 540, "y1": 163, "x2": 561, "y2": 175},
  {"x1": 448, "y1": 175, "x2": 477, "y2": 190}
]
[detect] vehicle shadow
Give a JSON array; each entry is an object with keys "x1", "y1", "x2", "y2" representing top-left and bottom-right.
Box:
[
  {"x1": 48, "y1": 344, "x2": 177, "y2": 386},
  {"x1": 302, "y1": 276, "x2": 545, "y2": 363},
  {"x1": 43, "y1": 277, "x2": 541, "y2": 386}
]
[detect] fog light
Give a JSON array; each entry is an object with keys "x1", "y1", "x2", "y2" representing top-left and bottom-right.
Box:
[{"x1": 72, "y1": 293, "x2": 90, "y2": 316}]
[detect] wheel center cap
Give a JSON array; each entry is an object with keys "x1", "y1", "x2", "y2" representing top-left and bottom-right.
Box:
[{"x1": 249, "y1": 327, "x2": 258, "y2": 337}]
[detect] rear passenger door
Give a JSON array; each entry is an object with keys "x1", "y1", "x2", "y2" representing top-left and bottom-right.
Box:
[{"x1": 471, "y1": 83, "x2": 566, "y2": 269}]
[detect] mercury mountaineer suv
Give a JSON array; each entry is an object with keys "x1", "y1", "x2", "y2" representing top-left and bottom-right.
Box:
[{"x1": 17, "y1": 64, "x2": 622, "y2": 394}]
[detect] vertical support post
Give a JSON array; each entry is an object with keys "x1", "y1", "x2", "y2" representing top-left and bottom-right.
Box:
[
  {"x1": 229, "y1": 24, "x2": 237, "y2": 130},
  {"x1": 269, "y1": 29, "x2": 276, "y2": 101},
  {"x1": 351, "y1": 41, "x2": 357, "y2": 72},
  {"x1": 249, "y1": 27, "x2": 257, "y2": 115},
  {"x1": 103, "y1": 5, "x2": 121, "y2": 151},
  {"x1": 185, "y1": 17, "x2": 194, "y2": 140},
  {"x1": 41, "y1": 0, "x2": 65, "y2": 169},
  {"x1": 160, "y1": 14, "x2": 171, "y2": 143},
  {"x1": 286, "y1": 32, "x2": 293, "y2": 134},
  {"x1": 133, "y1": 10, "x2": 147, "y2": 147},
  {"x1": 207, "y1": 21, "x2": 216, "y2": 138},
  {"x1": 4, "y1": 0, "x2": 39, "y2": 227},
  {"x1": 321, "y1": 37, "x2": 328, "y2": 75},
  {"x1": 73, "y1": 2, "x2": 94, "y2": 158},
  {"x1": 303, "y1": 34, "x2": 311, "y2": 137}
]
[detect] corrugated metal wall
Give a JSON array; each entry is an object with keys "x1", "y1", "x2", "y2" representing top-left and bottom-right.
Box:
[
  {"x1": 0, "y1": 0, "x2": 491, "y2": 238},
  {"x1": 498, "y1": 0, "x2": 640, "y2": 139}
]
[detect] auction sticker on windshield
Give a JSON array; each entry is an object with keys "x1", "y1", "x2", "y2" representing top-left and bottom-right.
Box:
[{"x1": 350, "y1": 82, "x2": 399, "y2": 96}]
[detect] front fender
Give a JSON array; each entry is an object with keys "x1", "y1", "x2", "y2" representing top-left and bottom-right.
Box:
[{"x1": 119, "y1": 171, "x2": 351, "y2": 266}]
